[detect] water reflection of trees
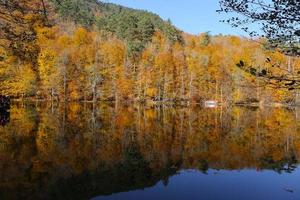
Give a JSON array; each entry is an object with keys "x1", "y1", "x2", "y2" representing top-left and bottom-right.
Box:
[{"x1": 0, "y1": 103, "x2": 300, "y2": 199}]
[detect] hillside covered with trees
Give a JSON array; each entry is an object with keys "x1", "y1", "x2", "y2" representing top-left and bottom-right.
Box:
[{"x1": 0, "y1": 0, "x2": 299, "y2": 105}]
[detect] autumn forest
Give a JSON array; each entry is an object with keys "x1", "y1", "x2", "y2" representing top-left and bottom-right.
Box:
[
  {"x1": 1, "y1": 0, "x2": 299, "y2": 105},
  {"x1": 1, "y1": 1, "x2": 300, "y2": 199}
]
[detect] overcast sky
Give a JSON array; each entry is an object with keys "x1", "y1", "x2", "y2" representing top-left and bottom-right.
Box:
[{"x1": 105, "y1": 0, "x2": 247, "y2": 36}]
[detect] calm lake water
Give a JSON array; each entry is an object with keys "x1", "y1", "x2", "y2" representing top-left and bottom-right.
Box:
[{"x1": 1, "y1": 103, "x2": 300, "y2": 200}]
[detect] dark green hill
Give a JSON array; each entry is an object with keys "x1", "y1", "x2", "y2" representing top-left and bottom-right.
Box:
[{"x1": 50, "y1": 0, "x2": 183, "y2": 55}]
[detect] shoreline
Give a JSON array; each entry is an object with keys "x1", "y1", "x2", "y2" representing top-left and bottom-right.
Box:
[{"x1": 7, "y1": 99, "x2": 300, "y2": 108}]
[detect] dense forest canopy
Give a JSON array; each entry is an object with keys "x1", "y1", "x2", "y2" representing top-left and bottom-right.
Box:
[
  {"x1": 50, "y1": 0, "x2": 183, "y2": 55},
  {"x1": 0, "y1": 0, "x2": 50, "y2": 64},
  {"x1": 0, "y1": 0, "x2": 299, "y2": 105}
]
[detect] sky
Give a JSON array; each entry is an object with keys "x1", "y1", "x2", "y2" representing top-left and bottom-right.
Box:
[{"x1": 105, "y1": 0, "x2": 247, "y2": 36}]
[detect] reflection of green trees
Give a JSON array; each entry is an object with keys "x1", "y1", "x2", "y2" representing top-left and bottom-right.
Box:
[
  {"x1": 0, "y1": 103, "x2": 300, "y2": 199},
  {"x1": 45, "y1": 143, "x2": 176, "y2": 200}
]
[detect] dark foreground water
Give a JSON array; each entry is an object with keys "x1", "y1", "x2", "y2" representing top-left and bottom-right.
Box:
[{"x1": 0, "y1": 103, "x2": 300, "y2": 200}]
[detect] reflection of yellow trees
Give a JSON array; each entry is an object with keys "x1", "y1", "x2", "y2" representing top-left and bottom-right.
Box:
[
  {"x1": 1, "y1": 103, "x2": 300, "y2": 197},
  {"x1": 0, "y1": 104, "x2": 38, "y2": 193},
  {"x1": 0, "y1": 105, "x2": 36, "y2": 137}
]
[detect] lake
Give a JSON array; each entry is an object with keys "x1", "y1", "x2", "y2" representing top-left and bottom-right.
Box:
[{"x1": 0, "y1": 102, "x2": 300, "y2": 200}]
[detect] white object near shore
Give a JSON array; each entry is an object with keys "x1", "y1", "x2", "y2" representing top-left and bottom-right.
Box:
[{"x1": 205, "y1": 100, "x2": 218, "y2": 108}]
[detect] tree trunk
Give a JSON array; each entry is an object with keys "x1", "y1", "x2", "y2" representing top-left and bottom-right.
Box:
[
  {"x1": 189, "y1": 73, "x2": 194, "y2": 101},
  {"x1": 220, "y1": 86, "x2": 223, "y2": 104},
  {"x1": 181, "y1": 69, "x2": 185, "y2": 100},
  {"x1": 63, "y1": 72, "x2": 67, "y2": 102},
  {"x1": 92, "y1": 82, "x2": 97, "y2": 103},
  {"x1": 295, "y1": 90, "x2": 300, "y2": 105},
  {"x1": 215, "y1": 82, "x2": 218, "y2": 101}
]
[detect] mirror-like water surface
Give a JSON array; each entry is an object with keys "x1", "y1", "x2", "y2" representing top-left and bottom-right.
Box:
[{"x1": 1, "y1": 103, "x2": 300, "y2": 199}]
